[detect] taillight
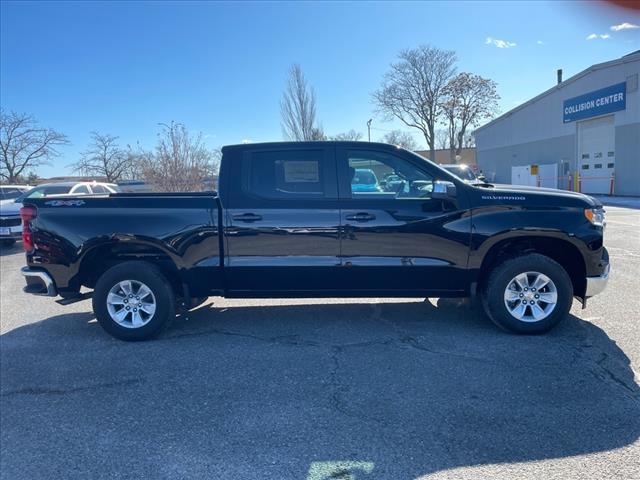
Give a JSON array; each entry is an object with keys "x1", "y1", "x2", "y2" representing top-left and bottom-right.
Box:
[{"x1": 20, "y1": 205, "x2": 37, "y2": 253}]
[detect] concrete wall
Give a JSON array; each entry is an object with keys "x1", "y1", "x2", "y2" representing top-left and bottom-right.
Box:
[
  {"x1": 477, "y1": 135, "x2": 575, "y2": 186},
  {"x1": 478, "y1": 124, "x2": 639, "y2": 195}
]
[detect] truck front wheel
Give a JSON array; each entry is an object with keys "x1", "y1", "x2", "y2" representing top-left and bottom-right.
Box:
[
  {"x1": 483, "y1": 254, "x2": 573, "y2": 334},
  {"x1": 93, "y1": 261, "x2": 176, "y2": 341}
]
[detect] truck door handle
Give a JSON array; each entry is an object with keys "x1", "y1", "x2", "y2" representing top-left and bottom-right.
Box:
[
  {"x1": 345, "y1": 212, "x2": 376, "y2": 222},
  {"x1": 232, "y1": 213, "x2": 263, "y2": 222}
]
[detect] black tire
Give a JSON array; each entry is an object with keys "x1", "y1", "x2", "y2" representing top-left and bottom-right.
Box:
[
  {"x1": 92, "y1": 261, "x2": 176, "y2": 341},
  {"x1": 0, "y1": 239, "x2": 17, "y2": 247},
  {"x1": 483, "y1": 253, "x2": 573, "y2": 334}
]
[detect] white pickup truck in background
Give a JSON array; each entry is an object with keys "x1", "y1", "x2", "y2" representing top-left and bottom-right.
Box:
[{"x1": 0, "y1": 184, "x2": 30, "y2": 246}]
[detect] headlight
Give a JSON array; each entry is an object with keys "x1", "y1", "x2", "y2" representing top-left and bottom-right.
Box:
[{"x1": 584, "y1": 208, "x2": 606, "y2": 227}]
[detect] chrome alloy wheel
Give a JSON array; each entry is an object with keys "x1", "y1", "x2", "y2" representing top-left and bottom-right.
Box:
[
  {"x1": 106, "y1": 280, "x2": 157, "y2": 328},
  {"x1": 504, "y1": 272, "x2": 558, "y2": 322}
]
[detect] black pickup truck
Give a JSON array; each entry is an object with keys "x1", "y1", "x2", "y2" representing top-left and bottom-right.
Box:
[{"x1": 20, "y1": 141, "x2": 609, "y2": 340}]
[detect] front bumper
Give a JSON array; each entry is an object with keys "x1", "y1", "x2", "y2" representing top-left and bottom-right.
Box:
[
  {"x1": 585, "y1": 262, "x2": 610, "y2": 298},
  {"x1": 21, "y1": 267, "x2": 58, "y2": 296}
]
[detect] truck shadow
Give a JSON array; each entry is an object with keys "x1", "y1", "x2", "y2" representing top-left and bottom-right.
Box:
[{"x1": 1, "y1": 300, "x2": 638, "y2": 479}]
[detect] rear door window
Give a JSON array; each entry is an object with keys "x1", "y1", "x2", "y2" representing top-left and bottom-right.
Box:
[{"x1": 238, "y1": 148, "x2": 337, "y2": 202}]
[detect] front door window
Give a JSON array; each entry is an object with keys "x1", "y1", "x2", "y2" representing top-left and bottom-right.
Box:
[{"x1": 347, "y1": 152, "x2": 433, "y2": 199}]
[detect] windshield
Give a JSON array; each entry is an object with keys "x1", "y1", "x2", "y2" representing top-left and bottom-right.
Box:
[
  {"x1": 24, "y1": 185, "x2": 73, "y2": 199},
  {"x1": 0, "y1": 187, "x2": 28, "y2": 201}
]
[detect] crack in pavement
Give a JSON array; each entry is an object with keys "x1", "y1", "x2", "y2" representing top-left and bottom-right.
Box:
[
  {"x1": 592, "y1": 352, "x2": 640, "y2": 400},
  {"x1": 1, "y1": 378, "x2": 142, "y2": 398},
  {"x1": 560, "y1": 321, "x2": 640, "y2": 402},
  {"x1": 166, "y1": 327, "x2": 322, "y2": 347}
]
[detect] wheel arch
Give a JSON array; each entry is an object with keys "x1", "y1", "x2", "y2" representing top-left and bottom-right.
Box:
[
  {"x1": 477, "y1": 235, "x2": 587, "y2": 298},
  {"x1": 76, "y1": 239, "x2": 183, "y2": 294}
]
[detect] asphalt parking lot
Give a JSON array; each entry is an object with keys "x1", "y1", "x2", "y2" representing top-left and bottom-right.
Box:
[{"x1": 1, "y1": 206, "x2": 639, "y2": 480}]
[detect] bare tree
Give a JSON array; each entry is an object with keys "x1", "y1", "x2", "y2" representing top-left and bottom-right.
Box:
[
  {"x1": 211, "y1": 148, "x2": 222, "y2": 175},
  {"x1": 463, "y1": 133, "x2": 475, "y2": 148},
  {"x1": 122, "y1": 142, "x2": 151, "y2": 181},
  {"x1": 381, "y1": 130, "x2": 419, "y2": 151},
  {"x1": 372, "y1": 45, "x2": 457, "y2": 163},
  {"x1": 141, "y1": 122, "x2": 213, "y2": 192},
  {"x1": 441, "y1": 73, "x2": 499, "y2": 157},
  {"x1": 435, "y1": 129, "x2": 450, "y2": 151},
  {"x1": 0, "y1": 110, "x2": 69, "y2": 182},
  {"x1": 280, "y1": 64, "x2": 324, "y2": 141},
  {"x1": 330, "y1": 130, "x2": 363, "y2": 141},
  {"x1": 70, "y1": 132, "x2": 132, "y2": 182},
  {"x1": 309, "y1": 126, "x2": 326, "y2": 141}
]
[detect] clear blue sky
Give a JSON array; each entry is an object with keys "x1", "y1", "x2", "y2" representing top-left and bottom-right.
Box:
[{"x1": 1, "y1": 0, "x2": 638, "y2": 177}]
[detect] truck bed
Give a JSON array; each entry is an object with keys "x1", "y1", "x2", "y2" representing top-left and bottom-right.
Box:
[{"x1": 24, "y1": 192, "x2": 222, "y2": 296}]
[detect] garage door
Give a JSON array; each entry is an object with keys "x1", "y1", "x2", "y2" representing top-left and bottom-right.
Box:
[{"x1": 578, "y1": 115, "x2": 615, "y2": 194}]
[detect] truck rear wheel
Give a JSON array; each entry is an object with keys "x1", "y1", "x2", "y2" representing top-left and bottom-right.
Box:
[
  {"x1": 483, "y1": 253, "x2": 573, "y2": 334},
  {"x1": 93, "y1": 261, "x2": 176, "y2": 341}
]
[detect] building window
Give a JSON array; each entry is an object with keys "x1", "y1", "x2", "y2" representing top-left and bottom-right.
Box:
[
  {"x1": 607, "y1": 163, "x2": 615, "y2": 169},
  {"x1": 594, "y1": 152, "x2": 603, "y2": 159},
  {"x1": 594, "y1": 164, "x2": 602, "y2": 169},
  {"x1": 607, "y1": 151, "x2": 615, "y2": 157},
  {"x1": 581, "y1": 164, "x2": 589, "y2": 170},
  {"x1": 581, "y1": 153, "x2": 589, "y2": 159}
]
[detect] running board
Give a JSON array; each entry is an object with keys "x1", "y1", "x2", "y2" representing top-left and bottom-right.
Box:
[{"x1": 56, "y1": 292, "x2": 93, "y2": 305}]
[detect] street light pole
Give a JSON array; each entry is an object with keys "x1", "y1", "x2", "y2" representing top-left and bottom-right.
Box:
[{"x1": 367, "y1": 119, "x2": 372, "y2": 142}]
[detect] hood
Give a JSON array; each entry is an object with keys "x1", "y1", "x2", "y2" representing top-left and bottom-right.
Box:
[
  {"x1": 472, "y1": 183, "x2": 601, "y2": 208},
  {"x1": 0, "y1": 199, "x2": 22, "y2": 216}
]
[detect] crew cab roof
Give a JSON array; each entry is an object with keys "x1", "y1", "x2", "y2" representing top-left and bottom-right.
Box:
[{"x1": 221, "y1": 141, "x2": 407, "y2": 153}]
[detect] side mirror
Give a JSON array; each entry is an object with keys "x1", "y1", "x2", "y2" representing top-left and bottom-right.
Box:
[{"x1": 432, "y1": 180, "x2": 457, "y2": 199}]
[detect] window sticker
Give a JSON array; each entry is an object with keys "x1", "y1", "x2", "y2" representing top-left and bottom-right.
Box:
[{"x1": 282, "y1": 161, "x2": 319, "y2": 183}]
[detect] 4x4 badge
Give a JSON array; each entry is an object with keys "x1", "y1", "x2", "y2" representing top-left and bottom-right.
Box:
[{"x1": 44, "y1": 200, "x2": 86, "y2": 207}]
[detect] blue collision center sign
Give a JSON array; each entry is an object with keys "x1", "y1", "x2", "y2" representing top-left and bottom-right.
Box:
[{"x1": 563, "y1": 82, "x2": 626, "y2": 123}]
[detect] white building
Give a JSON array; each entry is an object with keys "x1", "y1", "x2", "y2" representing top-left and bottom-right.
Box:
[{"x1": 475, "y1": 51, "x2": 639, "y2": 196}]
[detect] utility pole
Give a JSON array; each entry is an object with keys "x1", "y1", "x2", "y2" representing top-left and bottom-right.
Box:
[{"x1": 367, "y1": 119, "x2": 372, "y2": 142}]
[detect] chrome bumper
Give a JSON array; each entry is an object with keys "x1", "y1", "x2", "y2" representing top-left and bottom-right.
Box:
[
  {"x1": 21, "y1": 267, "x2": 58, "y2": 296},
  {"x1": 0, "y1": 224, "x2": 22, "y2": 238},
  {"x1": 585, "y1": 263, "x2": 610, "y2": 298}
]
